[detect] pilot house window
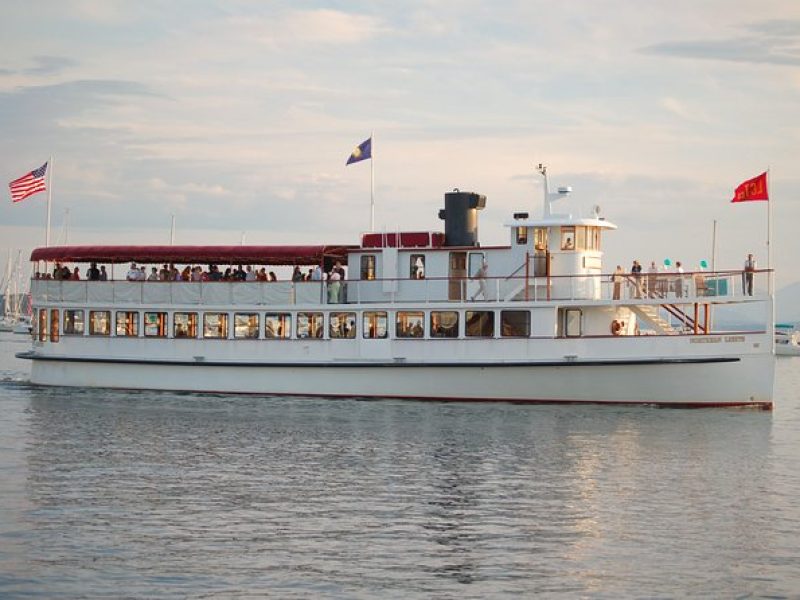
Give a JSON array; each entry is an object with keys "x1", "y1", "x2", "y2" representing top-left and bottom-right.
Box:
[{"x1": 561, "y1": 227, "x2": 575, "y2": 250}]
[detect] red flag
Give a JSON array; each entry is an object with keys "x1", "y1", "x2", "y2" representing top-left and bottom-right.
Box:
[
  {"x1": 731, "y1": 171, "x2": 768, "y2": 203},
  {"x1": 9, "y1": 162, "x2": 48, "y2": 202}
]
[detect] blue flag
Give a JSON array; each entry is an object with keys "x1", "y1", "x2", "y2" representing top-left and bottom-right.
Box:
[{"x1": 346, "y1": 137, "x2": 372, "y2": 165}]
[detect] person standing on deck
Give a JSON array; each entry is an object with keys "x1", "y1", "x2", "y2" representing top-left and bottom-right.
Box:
[{"x1": 743, "y1": 254, "x2": 756, "y2": 296}]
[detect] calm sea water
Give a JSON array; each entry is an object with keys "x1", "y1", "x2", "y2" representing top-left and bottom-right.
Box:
[{"x1": 0, "y1": 332, "x2": 798, "y2": 599}]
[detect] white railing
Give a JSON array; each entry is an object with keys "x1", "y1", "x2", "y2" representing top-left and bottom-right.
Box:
[{"x1": 29, "y1": 270, "x2": 769, "y2": 307}]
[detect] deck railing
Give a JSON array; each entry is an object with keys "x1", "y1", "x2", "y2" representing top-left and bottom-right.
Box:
[{"x1": 29, "y1": 269, "x2": 770, "y2": 307}]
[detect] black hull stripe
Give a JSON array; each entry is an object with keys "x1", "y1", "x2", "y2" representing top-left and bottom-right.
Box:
[{"x1": 17, "y1": 352, "x2": 740, "y2": 368}]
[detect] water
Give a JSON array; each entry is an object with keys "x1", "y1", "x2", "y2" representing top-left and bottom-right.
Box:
[{"x1": 1, "y1": 332, "x2": 799, "y2": 598}]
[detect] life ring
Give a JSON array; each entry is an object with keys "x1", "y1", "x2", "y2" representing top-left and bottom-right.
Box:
[{"x1": 611, "y1": 320, "x2": 623, "y2": 336}]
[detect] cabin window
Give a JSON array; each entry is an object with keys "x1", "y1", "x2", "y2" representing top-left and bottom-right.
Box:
[
  {"x1": 430, "y1": 311, "x2": 459, "y2": 338},
  {"x1": 89, "y1": 311, "x2": 111, "y2": 336},
  {"x1": 297, "y1": 312, "x2": 324, "y2": 339},
  {"x1": 501, "y1": 310, "x2": 530, "y2": 337},
  {"x1": 330, "y1": 312, "x2": 356, "y2": 339},
  {"x1": 534, "y1": 228, "x2": 547, "y2": 251},
  {"x1": 466, "y1": 311, "x2": 494, "y2": 337},
  {"x1": 63, "y1": 310, "x2": 85, "y2": 335},
  {"x1": 38, "y1": 309, "x2": 47, "y2": 342},
  {"x1": 116, "y1": 311, "x2": 139, "y2": 337},
  {"x1": 203, "y1": 312, "x2": 228, "y2": 339},
  {"x1": 564, "y1": 309, "x2": 582, "y2": 337},
  {"x1": 586, "y1": 227, "x2": 600, "y2": 250},
  {"x1": 144, "y1": 312, "x2": 167, "y2": 337},
  {"x1": 561, "y1": 227, "x2": 575, "y2": 251},
  {"x1": 575, "y1": 226, "x2": 587, "y2": 251},
  {"x1": 360, "y1": 255, "x2": 376, "y2": 281},
  {"x1": 516, "y1": 227, "x2": 528, "y2": 245},
  {"x1": 50, "y1": 309, "x2": 60, "y2": 343},
  {"x1": 234, "y1": 313, "x2": 259, "y2": 339},
  {"x1": 363, "y1": 311, "x2": 388, "y2": 339},
  {"x1": 410, "y1": 254, "x2": 425, "y2": 279},
  {"x1": 265, "y1": 313, "x2": 292, "y2": 339},
  {"x1": 174, "y1": 312, "x2": 197, "y2": 338},
  {"x1": 396, "y1": 311, "x2": 424, "y2": 338}
]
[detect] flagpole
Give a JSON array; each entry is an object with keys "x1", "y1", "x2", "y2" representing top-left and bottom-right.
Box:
[
  {"x1": 370, "y1": 131, "x2": 375, "y2": 232},
  {"x1": 46, "y1": 155, "x2": 53, "y2": 247},
  {"x1": 767, "y1": 168, "x2": 773, "y2": 295}
]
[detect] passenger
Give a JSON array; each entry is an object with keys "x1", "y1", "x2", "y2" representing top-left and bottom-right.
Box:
[
  {"x1": 334, "y1": 261, "x2": 347, "y2": 302},
  {"x1": 647, "y1": 261, "x2": 659, "y2": 297},
  {"x1": 99, "y1": 266, "x2": 108, "y2": 281},
  {"x1": 147, "y1": 267, "x2": 159, "y2": 281},
  {"x1": 327, "y1": 270, "x2": 341, "y2": 303},
  {"x1": 169, "y1": 264, "x2": 179, "y2": 281},
  {"x1": 71, "y1": 267, "x2": 81, "y2": 280},
  {"x1": 126, "y1": 263, "x2": 140, "y2": 281},
  {"x1": 245, "y1": 266, "x2": 256, "y2": 281},
  {"x1": 630, "y1": 260, "x2": 642, "y2": 298},
  {"x1": 269, "y1": 271, "x2": 277, "y2": 282},
  {"x1": 139, "y1": 266, "x2": 147, "y2": 280},
  {"x1": 611, "y1": 265, "x2": 624, "y2": 300},
  {"x1": 675, "y1": 261, "x2": 685, "y2": 298},
  {"x1": 257, "y1": 268, "x2": 267, "y2": 281},
  {"x1": 292, "y1": 266, "x2": 303, "y2": 282},
  {"x1": 311, "y1": 265, "x2": 322, "y2": 281},
  {"x1": 53, "y1": 262, "x2": 63, "y2": 280},
  {"x1": 87, "y1": 262, "x2": 100, "y2": 281},
  {"x1": 181, "y1": 266, "x2": 191, "y2": 281},
  {"x1": 470, "y1": 259, "x2": 489, "y2": 301},
  {"x1": 209, "y1": 265, "x2": 222, "y2": 281},
  {"x1": 223, "y1": 267, "x2": 232, "y2": 281}
]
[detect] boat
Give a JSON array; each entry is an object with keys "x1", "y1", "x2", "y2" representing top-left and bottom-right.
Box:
[
  {"x1": 16, "y1": 168, "x2": 775, "y2": 408},
  {"x1": 1, "y1": 250, "x2": 29, "y2": 333},
  {"x1": 775, "y1": 323, "x2": 800, "y2": 356}
]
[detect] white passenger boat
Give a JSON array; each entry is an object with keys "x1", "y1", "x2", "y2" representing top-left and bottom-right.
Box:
[{"x1": 17, "y1": 170, "x2": 775, "y2": 408}]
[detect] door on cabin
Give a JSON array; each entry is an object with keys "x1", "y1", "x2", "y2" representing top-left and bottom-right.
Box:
[{"x1": 448, "y1": 252, "x2": 467, "y2": 300}]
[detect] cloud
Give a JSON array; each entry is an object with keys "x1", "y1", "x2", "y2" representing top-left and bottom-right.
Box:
[
  {"x1": 229, "y1": 9, "x2": 388, "y2": 47},
  {"x1": 641, "y1": 19, "x2": 800, "y2": 66},
  {"x1": 24, "y1": 56, "x2": 79, "y2": 76}
]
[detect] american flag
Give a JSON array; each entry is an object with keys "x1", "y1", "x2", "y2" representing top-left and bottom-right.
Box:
[{"x1": 9, "y1": 162, "x2": 48, "y2": 203}]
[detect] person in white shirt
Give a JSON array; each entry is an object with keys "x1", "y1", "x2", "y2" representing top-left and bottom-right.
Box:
[
  {"x1": 126, "y1": 263, "x2": 140, "y2": 281},
  {"x1": 675, "y1": 261, "x2": 685, "y2": 298}
]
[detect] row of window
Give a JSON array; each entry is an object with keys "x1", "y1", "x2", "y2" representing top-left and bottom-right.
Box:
[
  {"x1": 37, "y1": 308, "x2": 533, "y2": 342},
  {"x1": 514, "y1": 226, "x2": 602, "y2": 252}
]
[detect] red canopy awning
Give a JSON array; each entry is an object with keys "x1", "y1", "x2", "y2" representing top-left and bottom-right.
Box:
[{"x1": 29, "y1": 245, "x2": 357, "y2": 265}]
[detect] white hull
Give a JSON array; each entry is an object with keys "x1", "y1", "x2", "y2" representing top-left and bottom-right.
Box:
[{"x1": 26, "y1": 337, "x2": 774, "y2": 408}]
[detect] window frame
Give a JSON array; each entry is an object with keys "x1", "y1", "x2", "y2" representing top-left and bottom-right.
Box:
[
  {"x1": 264, "y1": 312, "x2": 292, "y2": 339},
  {"x1": 203, "y1": 312, "x2": 229, "y2": 339},
  {"x1": 396, "y1": 311, "x2": 425, "y2": 338},
  {"x1": 363, "y1": 311, "x2": 388, "y2": 339},
  {"x1": 360, "y1": 255, "x2": 376, "y2": 281},
  {"x1": 465, "y1": 310, "x2": 495, "y2": 338},
  {"x1": 233, "y1": 312, "x2": 260, "y2": 339},
  {"x1": 173, "y1": 312, "x2": 198, "y2": 339},
  {"x1": 501, "y1": 310, "x2": 531, "y2": 338},
  {"x1": 329, "y1": 312, "x2": 357, "y2": 339},
  {"x1": 63, "y1": 309, "x2": 85, "y2": 336},
  {"x1": 144, "y1": 312, "x2": 168, "y2": 337},
  {"x1": 430, "y1": 310, "x2": 459, "y2": 338},
  {"x1": 115, "y1": 311, "x2": 139, "y2": 337},
  {"x1": 297, "y1": 312, "x2": 324, "y2": 339},
  {"x1": 410, "y1": 254, "x2": 426, "y2": 279},
  {"x1": 89, "y1": 310, "x2": 112, "y2": 336}
]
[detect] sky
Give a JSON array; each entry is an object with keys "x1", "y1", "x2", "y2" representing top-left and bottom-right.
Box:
[{"x1": 1, "y1": 0, "x2": 798, "y2": 287}]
